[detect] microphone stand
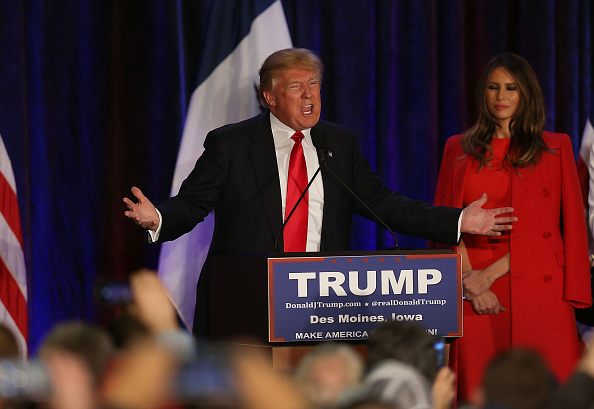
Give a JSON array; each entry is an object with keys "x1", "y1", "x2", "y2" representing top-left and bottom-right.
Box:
[{"x1": 316, "y1": 148, "x2": 399, "y2": 250}]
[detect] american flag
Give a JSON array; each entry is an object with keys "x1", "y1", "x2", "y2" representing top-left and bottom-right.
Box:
[{"x1": 0, "y1": 133, "x2": 28, "y2": 358}]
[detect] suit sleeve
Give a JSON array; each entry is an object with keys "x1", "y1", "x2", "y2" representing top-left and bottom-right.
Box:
[
  {"x1": 348, "y1": 134, "x2": 462, "y2": 246},
  {"x1": 559, "y1": 134, "x2": 592, "y2": 307},
  {"x1": 157, "y1": 130, "x2": 228, "y2": 242}
]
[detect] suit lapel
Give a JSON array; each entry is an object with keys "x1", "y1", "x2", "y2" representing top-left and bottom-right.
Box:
[{"x1": 248, "y1": 112, "x2": 284, "y2": 246}]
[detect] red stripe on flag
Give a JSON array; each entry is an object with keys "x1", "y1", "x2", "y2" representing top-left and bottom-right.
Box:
[
  {"x1": 0, "y1": 259, "x2": 27, "y2": 337},
  {"x1": 0, "y1": 171, "x2": 23, "y2": 246}
]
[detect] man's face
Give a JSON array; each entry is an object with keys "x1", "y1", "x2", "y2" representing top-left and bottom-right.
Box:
[{"x1": 263, "y1": 68, "x2": 321, "y2": 131}]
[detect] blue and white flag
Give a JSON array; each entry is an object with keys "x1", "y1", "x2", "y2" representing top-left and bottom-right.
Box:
[{"x1": 158, "y1": 0, "x2": 292, "y2": 330}]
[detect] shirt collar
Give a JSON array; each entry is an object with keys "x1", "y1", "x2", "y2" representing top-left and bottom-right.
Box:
[{"x1": 270, "y1": 112, "x2": 312, "y2": 149}]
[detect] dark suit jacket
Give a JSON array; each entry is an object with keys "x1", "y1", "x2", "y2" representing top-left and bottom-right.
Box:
[{"x1": 157, "y1": 111, "x2": 462, "y2": 334}]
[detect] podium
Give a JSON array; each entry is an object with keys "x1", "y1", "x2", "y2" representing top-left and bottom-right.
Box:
[{"x1": 208, "y1": 250, "x2": 462, "y2": 369}]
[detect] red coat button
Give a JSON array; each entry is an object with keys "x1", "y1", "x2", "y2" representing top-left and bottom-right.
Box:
[
  {"x1": 542, "y1": 232, "x2": 552, "y2": 239},
  {"x1": 543, "y1": 189, "x2": 550, "y2": 197},
  {"x1": 544, "y1": 275, "x2": 553, "y2": 282}
]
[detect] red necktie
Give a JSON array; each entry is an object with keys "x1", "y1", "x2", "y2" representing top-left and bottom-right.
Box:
[{"x1": 284, "y1": 131, "x2": 308, "y2": 252}]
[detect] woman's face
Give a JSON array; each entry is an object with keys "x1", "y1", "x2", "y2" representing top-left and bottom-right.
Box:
[{"x1": 485, "y1": 67, "x2": 521, "y2": 127}]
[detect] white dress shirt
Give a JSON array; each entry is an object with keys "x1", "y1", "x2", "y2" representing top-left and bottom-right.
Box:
[{"x1": 270, "y1": 113, "x2": 324, "y2": 251}]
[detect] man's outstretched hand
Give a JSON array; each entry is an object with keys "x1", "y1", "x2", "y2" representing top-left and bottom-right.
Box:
[
  {"x1": 461, "y1": 193, "x2": 517, "y2": 236},
  {"x1": 123, "y1": 187, "x2": 160, "y2": 231}
]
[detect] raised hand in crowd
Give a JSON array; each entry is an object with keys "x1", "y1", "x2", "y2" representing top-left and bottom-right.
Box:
[
  {"x1": 431, "y1": 367, "x2": 456, "y2": 409},
  {"x1": 128, "y1": 268, "x2": 179, "y2": 334}
]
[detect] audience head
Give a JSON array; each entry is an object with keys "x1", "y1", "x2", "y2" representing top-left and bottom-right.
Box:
[
  {"x1": 356, "y1": 359, "x2": 434, "y2": 409},
  {"x1": 294, "y1": 342, "x2": 364, "y2": 408},
  {"x1": 367, "y1": 320, "x2": 438, "y2": 382},
  {"x1": 474, "y1": 348, "x2": 554, "y2": 409},
  {"x1": 38, "y1": 320, "x2": 115, "y2": 386},
  {"x1": 341, "y1": 321, "x2": 446, "y2": 409}
]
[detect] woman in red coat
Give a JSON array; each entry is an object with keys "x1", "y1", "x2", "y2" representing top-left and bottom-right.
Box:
[{"x1": 429, "y1": 53, "x2": 592, "y2": 403}]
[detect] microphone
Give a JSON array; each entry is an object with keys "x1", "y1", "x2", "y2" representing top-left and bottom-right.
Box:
[
  {"x1": 313, "y1": 140, "x2": 399, "y2": 250},
  {"x1": 274, "y1": 166, "x2": 322, "y2": 252}
]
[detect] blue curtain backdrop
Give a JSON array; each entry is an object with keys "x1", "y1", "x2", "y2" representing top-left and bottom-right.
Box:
[{"x1": 1, "y1": 0, "x2": 593, "y2": 353}]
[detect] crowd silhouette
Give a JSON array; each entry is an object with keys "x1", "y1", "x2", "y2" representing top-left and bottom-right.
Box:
[{"x1": 0, "y1": 270, "x2": 592, "y2": 409}]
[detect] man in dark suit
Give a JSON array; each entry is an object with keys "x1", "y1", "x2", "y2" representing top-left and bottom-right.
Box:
[{"x1": 124, "y1": 48, "x2": 516, "y2": 336}]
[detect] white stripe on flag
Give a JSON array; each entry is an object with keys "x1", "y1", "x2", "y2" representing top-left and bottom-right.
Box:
[
  {"x1": 158, "y1": 0, "x2": 292, "y2": 330},
  {"x1": 0, "y1": 211, "x2": 27, "y2": 296},
  {"x1": 0, "y1": 137, "x2": 17, "y2": 194}
]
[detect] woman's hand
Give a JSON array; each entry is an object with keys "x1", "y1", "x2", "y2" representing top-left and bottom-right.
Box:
[
  {"x1": 469, "y1": 290, "x2": 506, "y2": 315},
  {"x1": 462, "y1": 269, "x2": 495, "y2": 300},
  {"x1": 461, "y1": 252, "x2": 510, "y2": 301}
]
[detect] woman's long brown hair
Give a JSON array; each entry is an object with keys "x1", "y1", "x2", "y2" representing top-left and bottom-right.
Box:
[{"x1": 462, "y1": 53, "x2": 554, "y2": 171}]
